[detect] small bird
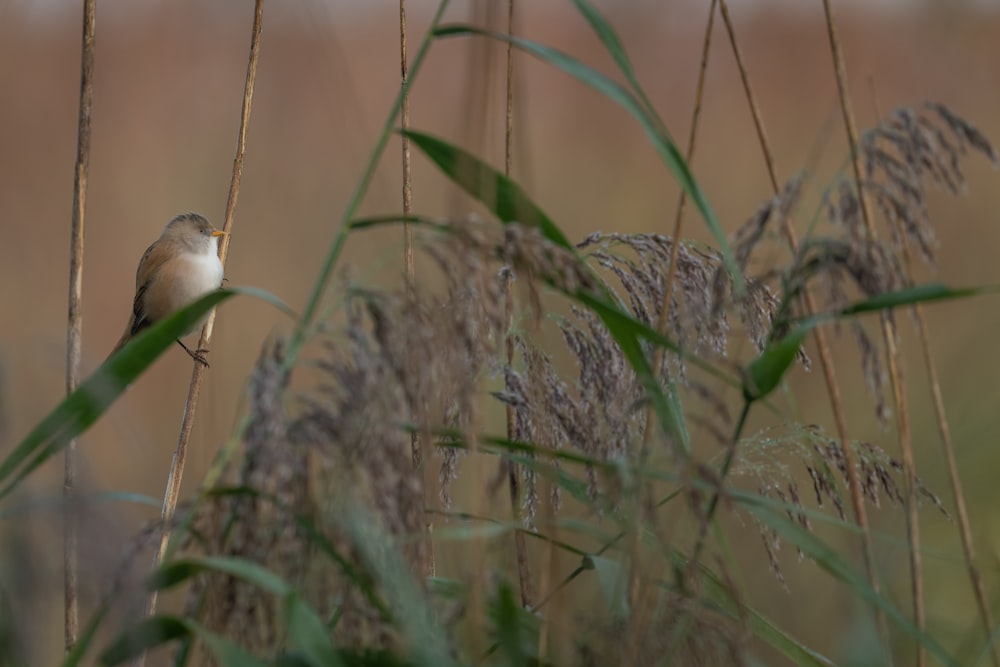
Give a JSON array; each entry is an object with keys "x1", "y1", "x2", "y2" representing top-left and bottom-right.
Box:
[{"x1": 109, "y1": 212, "x2": 226, "y2": 366}]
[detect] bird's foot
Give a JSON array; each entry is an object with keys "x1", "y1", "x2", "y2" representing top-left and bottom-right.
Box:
[
  {"x1": 190, "y1": 348, "x2": 210, "y2": 368},
  {"x1": 177, "y1": 340, "x2": 210, "y2": 368}
]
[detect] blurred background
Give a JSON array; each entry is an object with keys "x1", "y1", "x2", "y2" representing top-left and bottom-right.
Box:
[{"x1": 2, "y1": 0, "x2": 1000, "y2": 663}]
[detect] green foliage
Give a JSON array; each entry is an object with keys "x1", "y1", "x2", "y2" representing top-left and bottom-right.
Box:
[
  {"x1": 743, "y1": 327, "x2": 810, "y2": 402},
  {"x1": 99, "y1": 616, "x2": 268, "y2": 667},
  {"x1": 489, "y1": 581, "x2": 539, "y2": 667},
  {"x1": 401, "y1": 130, "x2": 574, "y2": 250}
]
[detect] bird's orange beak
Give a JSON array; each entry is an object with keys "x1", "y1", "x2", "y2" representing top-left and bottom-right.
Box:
[{"x1": 211, "y1": 230, "x2": 227, "y2": 237}]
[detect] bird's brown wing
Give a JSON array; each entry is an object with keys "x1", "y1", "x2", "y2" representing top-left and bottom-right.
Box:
[
  {"x1": 128, "y1": 286, "x2": 150, "y2": 337},
  {"x1": 129, "y1": 240, "x2": 171, "y2": 336}
]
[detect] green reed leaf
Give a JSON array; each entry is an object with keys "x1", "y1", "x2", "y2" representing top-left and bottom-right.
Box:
[
  {"x1": 0, "y1": 286, "x2": 291, "y2": 503},
  {"x1": 432, "y1": 23, "x2": 743, "y2": 293}
]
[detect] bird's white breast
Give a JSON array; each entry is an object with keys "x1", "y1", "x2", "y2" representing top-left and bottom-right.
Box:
[{"x1": 170, "y1": 249, "x2": 224, "y2": 310}]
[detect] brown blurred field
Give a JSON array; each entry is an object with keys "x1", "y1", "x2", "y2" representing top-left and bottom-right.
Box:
[{"x1": 3, "y1": 0, "x2": 1000, "y2": 664}]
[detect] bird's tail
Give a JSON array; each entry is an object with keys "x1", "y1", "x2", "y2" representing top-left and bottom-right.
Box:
[{"x1": 107, "y1": 321, "x2": 134, "y2": 363}]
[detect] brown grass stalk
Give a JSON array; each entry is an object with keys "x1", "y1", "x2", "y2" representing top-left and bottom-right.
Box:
[
  {"x1": 717, "y1": 0, "x2": 893, "y2": 656},
  {"x1": 448, "y1": 4, "x2": 502, "y2": 648},
  {"x1": 820, "y1": 1, "x2": 923, "y2": 664},
  {"x1": 898, "y1": 196, "x2": 999, "y2": 667},
  {"x1": 399, "y1": 0, "x2": 436, "y2": 581},
  {"x1": 64, "y1": 0, "x2": 96, "y2": 653},
  {"x1": 630, "y1": 0, "x2": 716, "y2": 632},
  {"x1": 502, "y1": 0, "x2": 533, "y2": 609},
  {"x1": 399, "y1": 0, "x2": 415, "y2": 392},
  {"x1": 642, "y1": 2, "x2": 716, "y2": 459},
  {"x1": 137, "y1": 2, "x2": 264, "y2": 662},
  {"x1": 535, "y1": 474, "x2": 559, "y2": 662}
]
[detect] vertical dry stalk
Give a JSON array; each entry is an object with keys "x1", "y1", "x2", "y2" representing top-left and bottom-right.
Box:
[
  {"x1": 898, "y1": 205, "x2": 999, "y2": 667},
  {"x1": 820, "y1": 2, "x2": 922, "y2": 664},
  {"x1": 535, "y1": 475, "x2": 559, "y2": 662},
  {"x1": 715, "y1": 0, "x2": 894, "y2": 652},
  {"x1": 64, "y1": 0, "x2": 97, "y2": 653},
  {"x1": 502, "y1": 0, "x2": 533, "y2": 609},
  {"x1": 399, "y1": 0, "x2": 414, "y2": 294},
  {"x1": 631, "y1": 0, "x2": 716, "y2": 630},
  {"x1": 644, "y1": 1, "x2": 716, "y2": 449},
  {"x1": 449, "y1": 2, "x2": 499, "y2": 215},
  {"x1": 502, "y1": 0, "x2": 515, "y2": 181},
  {"x1": 137, "y1": 2, "x2": 264, "y2": 662},
  {"x1": 450, "y1": 4, "x2": 501, "y2": 646},
  {"x1": 399, "y1": 0, "x2": 436, "y2": 581},
  {"x1": 399, "y1": 0, "x2": 415, "y2": 397}
]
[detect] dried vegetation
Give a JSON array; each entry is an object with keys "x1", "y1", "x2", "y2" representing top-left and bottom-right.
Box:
[{"x1": 105, "y1": 103, "x2": 998, "y2": 664}]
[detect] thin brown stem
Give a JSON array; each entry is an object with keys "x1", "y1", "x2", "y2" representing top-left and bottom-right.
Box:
[
  {"x1": 399, "y1": 0, "x2": 436, "y2": 582},
  {"x1": 917, "y1": 312, "x2": 997, "y2": 666},
  {"x1": 535, "y1": 476, "x2": 558, "y2": 662},
  {"x1": 644, "y1": 1, "x2": 716, "y2": 445},
  {"x1": 64, "y1": 0, "x2": 96, "y2": 654},
  {"x1": 452, "y1": 4, "x2": 500, "y2": 648},
  {"x1": 897, "y1": 219, "x2": 998, "y2": 667},
  {"x1": 449, "y1": 2, "x2": 498, "y2": 216},
  {"x1": 400, "y1": 0, "x2": 414, "y2": 294},
  {"x1": 820, "y1": 2, "x2": 920, "y2": 664},
  {"x1": 632, "y1": 0, "x2": 717, "y2": 620},
  {"x1": 502, "y1": 0, "x2": 532, "y2": 609},
  {"x1": 136, "y1": 3, "x2": 263, "y2": 664},
  {"x1": 400, "y1": 1, "x2": 415, "y2": 347},
  {"x1": 504, "y1": 0, "x2": 515, "y2": 180}
]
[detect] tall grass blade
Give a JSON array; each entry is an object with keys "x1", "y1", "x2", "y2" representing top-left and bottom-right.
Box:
[
  {"x1": 674, "y1": 556, "x2": 835, "y2": 666},
  {"x1": 746, "y1": 282, "x2": 992, "y2": 401},
  {"x1": 490, "y1": 581, "x2": 532, "y2": 667},
  {"x1": 837, "y1": 283, "x2": 985, "y2": 316},
  {"x1": 284, "y1": 593, "x2": 346, "y2": 667},
  {"x1": 432, "y1": 24, "x2": 743, "y2": 291},
  {"x1": 569, "y1": 0, "x2": 662, "y2": 128},
  {"x1": 590, "y1": 555, "x2": 630, "y2": 619},
  {"x1": 99, "y1": 617, "x2": 189, "y2": 665},
  {"x1": 340, "y1": 506, "x2": 454, "y2": 667},
  {"x1": 0, "y1": 287, "x2": 290, "y2": 503},
  {"x1": 401, "y1": 129, "x2": 573, "y2": 249},
  {"x1": 745, "y1": 502, "x2": 959, "y2": 667},
  {"x1": 99, "y1": 616, "x2": 268, "y2": 667},
  {"x1": 147, "y1": 556, "x2": 338, "y2": 666}
]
